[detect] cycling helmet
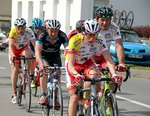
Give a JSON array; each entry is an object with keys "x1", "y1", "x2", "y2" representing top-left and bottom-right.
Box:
[
  {"x1": 84, "y1": 19, "x2": 100, "y2": 34},
  {"x1": 76, "y1": 20, "x2": 85, "y2": 33},
  {"x1": 43, "y1": 19, "x2": 49, "y2": 27},
  {"x1": 95, "y1": 6, "x2": 113, "y2": 18},
  {"x1": 14, "y1": 18, "x2": 26, "y2": 27},
  {"x1": 45, "y1": 19, "x2": 61, "y2": 29},
  {"x1": 32, "y1": 18, "x2": 42, "y2": 28}
]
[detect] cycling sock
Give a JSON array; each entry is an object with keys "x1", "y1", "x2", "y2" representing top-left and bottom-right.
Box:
[{"x1": 13, "y1": 91, "x2": 17, "y2": 95}]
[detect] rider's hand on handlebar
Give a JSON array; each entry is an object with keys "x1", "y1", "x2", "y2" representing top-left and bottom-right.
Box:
[
  {"x1": 10, "y1": 55, "x2": 16, "y2": 62},
  {"x1": 117, "y1": 64, "x2": 127, "y2": 72},
  {"x1": 112, "y1": 74, "x2": 123, "y2": 85},
  {"x1": 74, "y1": 74, "x2": 85, "y2": 86}
]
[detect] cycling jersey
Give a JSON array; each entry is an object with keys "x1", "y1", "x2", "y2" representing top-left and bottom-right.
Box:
[
  {"x1": 67, "y1": 29, "x2": 78, "y2": 40},
  {"x1": 95, "y1": 21, "x2": 122, "y2": 67},
  {"x1": 9, "y1": 27, "x2": 35, "y2": 49},
  {"x1": 99, "y1": 21, "x2": 121, "y2": 48},
  {"x1": 36, "y1": 30, "x2": 68, "y2": 60},
  {"x1": 65, "y1": 33, "x2": 108, "y2": 89},
  {"x1": 66, "y1": 33, "x2": 108, "y2": 64}
]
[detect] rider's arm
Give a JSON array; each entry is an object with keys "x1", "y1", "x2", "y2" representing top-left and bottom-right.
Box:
[
  {"x1": 114, "y1": 39, "x2": 125, "y2": 64},
  {"x1": 35, "y1": 43, "x2": 44, "y2": 66},
  {"x1": 102, "y1": 50, "x2": 116, "y2": 75},
  {"x1": 30, "y1": 38, "x2": 36, "y2": 48},
  {"x1": 9, "y1": 38, "x2": 15, "y2": 56},
  {"x1": 68, "y1": 52, "x2": 79, "y2": 78}
]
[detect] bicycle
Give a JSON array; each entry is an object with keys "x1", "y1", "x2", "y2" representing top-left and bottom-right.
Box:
[
  {"x1": 75, "y1": 77, "x2": 114, "y2": 116},
  {"x1": 31, "y1": 60, "x2": 40, "y2": 97},
  {"x1": 99, "y1": 65, "x2": 130, "y2": 116},
  {"x1": 13, "y1": 55, "x2": 35, "y2": 112},
  {"x1": 41, "y1": 65, "x2": 66, "y2": 116}
]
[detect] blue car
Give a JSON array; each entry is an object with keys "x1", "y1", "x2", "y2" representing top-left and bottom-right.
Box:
[{"x1": 110, "y1": 30, "x2": 150, "y2": 65}]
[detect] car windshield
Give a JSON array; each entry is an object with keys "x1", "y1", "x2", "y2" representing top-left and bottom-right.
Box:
[{"x1": 121, "y1": 31, "x2": 143, "y2": 44}]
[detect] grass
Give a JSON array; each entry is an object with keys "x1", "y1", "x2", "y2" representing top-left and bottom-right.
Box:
[{"x1": 126, "y1": 64, "x2": 150, "y2": 70}]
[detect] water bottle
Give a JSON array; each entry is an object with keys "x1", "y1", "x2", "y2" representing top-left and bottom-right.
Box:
[
  {"x1": 53, "y1": 75, "x2": 58, "y2": 83},
  {"x1": 34, "y1": 67, "x2": 38, "y2": 76},
  {"x1": 98, "y1": 90, "x2": 103, "y2": 99},
  {"x1": 47, "y1": 75, "x2": 53, "y2": 89}
]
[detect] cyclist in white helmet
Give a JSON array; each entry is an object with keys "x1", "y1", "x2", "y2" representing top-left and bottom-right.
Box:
[
  {"x1": 65, "y1": 18, "x2": 122, "y2": 116},
  {"x1": 8, "y1": 18, "x2": 36, "y2": 103},
  {"x1": 35, "y1": 19, "x2": 68, "y2": 108}
]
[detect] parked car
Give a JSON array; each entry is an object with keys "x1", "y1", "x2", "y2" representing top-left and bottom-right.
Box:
[
  {"x1": 0, "y1": 28, "x2": 8, "y2": 51},
  {"x1": 110, "y1": 30, "x2": 150, "y2": 65}
]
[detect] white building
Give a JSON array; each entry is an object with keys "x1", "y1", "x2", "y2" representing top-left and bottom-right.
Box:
[
  {"x1": 11, "y1": 0, "x2": 150, "y2": 33},
  {"x1": 11, "y1": 0, "x2": 109, "y2": 33}
]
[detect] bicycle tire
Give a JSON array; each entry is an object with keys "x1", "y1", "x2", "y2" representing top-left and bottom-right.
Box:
[
  {"x1": 86, "y1": 101, "x2": 106, "y2": 116},
  {"x1": 23, "y1": 73, "x2": 31, "y2": 112},
  {"x1": 113, "y1": 10, "x2": 120, "y2": 26},
  {"x1": 17, "y1": 85, "x2": 22, "y2": 106},
  {"x1": 49, "y1": 83, "x2": 63, "y2": 116},
  {"x1": 105, "y1": 91, "x2": 119, "y2": 116},
  {"x1": 31, "y1": 77, "x2": 37, "y2": 97},
  {"x1": 120, "y1": 10, "x2": 127, "y2": 29},
  {"x1": 125, "y1": 11, "x2": 134, "y2": 29},
  {"x1": 41, "y1": 105, "x2": 50, "y2": 116}
]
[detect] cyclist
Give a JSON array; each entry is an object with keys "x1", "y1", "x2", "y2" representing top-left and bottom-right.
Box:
[
  {"x1": 35, "y1": 19, "x2": 68, "y2": 109},
  {"x1": 8, "y1": 18, "x2": 36, "y2": 103},
  {"x1": 95, "y1": 6, "x2": 126, "y2": 71},
  {"x1": 29, "y1": 18, "x2": 45, "y2": 88},
  {"x1": 67, "y1": 19, "x2": 85, "y2": 40},
  {"x1": 65, "y1": 19, "x2": 122, "y2": 116}
]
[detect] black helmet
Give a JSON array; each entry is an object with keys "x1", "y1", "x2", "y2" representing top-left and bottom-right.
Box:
[
  {"x1": 76, "y1": 20, "x2": 85, "y2": 33},
  {"x1": 95, "y1": 6, "x2": 113, "y2": 18}
]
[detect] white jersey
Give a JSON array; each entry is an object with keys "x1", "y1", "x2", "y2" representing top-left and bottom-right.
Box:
[{"x1": 99, "y1": 21, "x2": 122, "y2": 47}]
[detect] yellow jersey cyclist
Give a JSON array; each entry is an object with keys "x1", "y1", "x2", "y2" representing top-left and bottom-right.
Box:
[
  {"x1": 95, "y1": 6, "x2": 126, "y2": 71},
  {"x1": 65, "y1": 19, "x2": 123, "y2": 116},
  {"x1": 8, "y1": 18, "x2": 36, "y2": 104},
  {"x1": 35, "y1": 19, "x2": 68, "y2": 109}
]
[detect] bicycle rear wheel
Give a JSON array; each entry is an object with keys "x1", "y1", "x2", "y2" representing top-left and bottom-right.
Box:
[
  {"x1": 23, "y1": 73, "x2": 31, "y2": 112},
  {"x1": 49, "y1": 83, "x2": 63, "y2": 116},
  {"x1": 31, "y1": 77, "x2": 37, "y2": 97},
  {"x1": 17, "y1": 85, "x2": 22, "y2": 106}
]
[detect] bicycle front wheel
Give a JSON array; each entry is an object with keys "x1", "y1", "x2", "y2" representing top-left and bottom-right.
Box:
[
  {"x1": 49, "y1": 83, "x2": 63, "y2": 116},
  {"x1": 105, "y1": 92, "x2": 119, "y2": 116},
  {"x1": 23, "y1": 73, "x2": 31, "y2": 112}
]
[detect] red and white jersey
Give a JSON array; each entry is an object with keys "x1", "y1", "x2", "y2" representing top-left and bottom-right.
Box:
[{"x1": 99, "y1": 21, "x2": 122, "y2": 47}]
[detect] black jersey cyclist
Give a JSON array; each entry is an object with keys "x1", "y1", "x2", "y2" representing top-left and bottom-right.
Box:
[{"x1": 35, "y1": 19, "x2": 68, "y2": 108}]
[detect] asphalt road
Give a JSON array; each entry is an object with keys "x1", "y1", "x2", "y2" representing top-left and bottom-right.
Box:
[{"x1": 0, "y1": 51, "x2": 150, "y2": 116}]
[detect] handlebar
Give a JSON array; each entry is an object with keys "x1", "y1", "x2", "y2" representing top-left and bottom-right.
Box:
[
  {"x1": 99, "y1": 65, "x2": 131, "y2": 82},
  {"x1": 12, "y1": 55, "x2": 35, "y2": 66},
  {"x1": 74, "y1": 77, "x2": 115, "y2": 94},
  {"x1": 43, "y1": 66, "x2": 66, "y2": 75}
]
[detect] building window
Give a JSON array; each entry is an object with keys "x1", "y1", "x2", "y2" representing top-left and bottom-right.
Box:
[{"x1": 18, "y1": 2, "x2": 22, "y2": 18}]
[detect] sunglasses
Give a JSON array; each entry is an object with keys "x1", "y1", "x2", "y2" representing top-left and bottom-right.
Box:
[{"x1": 85, "y1": 33, "x2": 97, "y2": 38}]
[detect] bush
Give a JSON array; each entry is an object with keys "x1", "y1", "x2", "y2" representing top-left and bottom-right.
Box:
[{"x1": 132, "y1": 26, "x2": 150, "y2": 39}]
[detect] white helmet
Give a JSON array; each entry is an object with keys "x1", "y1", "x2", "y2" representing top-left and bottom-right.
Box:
[
  {"x1": 14, "y1": 18, "x2": 26, "y2": 27},
  {"x1": 46, "y1": 19, "x2": 61, "y2": 29},
  {"x1": 84, "y1": 19, "x2": 100, "y2": 34}
]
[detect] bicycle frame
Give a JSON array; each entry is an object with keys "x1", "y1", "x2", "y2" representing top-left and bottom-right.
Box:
[{"x1": 41, "y1": 65, "x2": 65, "y2": 116}]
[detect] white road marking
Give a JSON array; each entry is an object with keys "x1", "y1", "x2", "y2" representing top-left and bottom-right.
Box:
[
  {"x1": 61, "y1": 80, "x2": 150, "y2": 109},
  {"x1": 0, "y1": 67, "x2": 6, "y2": 69},
  {"x1": 116, "y1": 95, "x2": 150, "y2": 109}
]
